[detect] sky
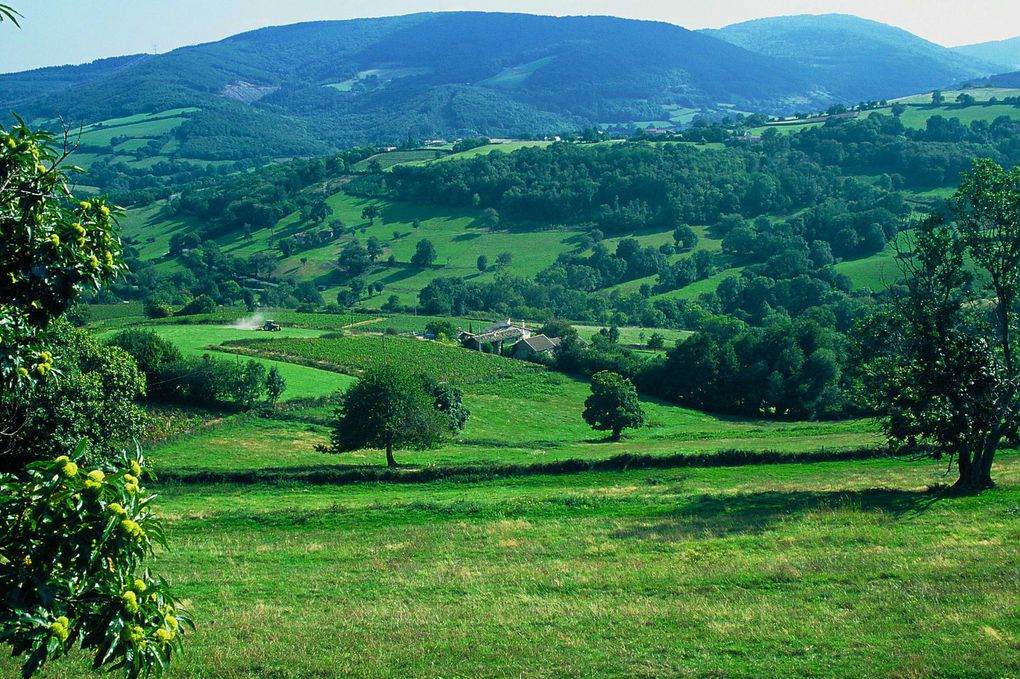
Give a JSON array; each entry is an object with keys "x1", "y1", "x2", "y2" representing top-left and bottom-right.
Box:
[{"x1": 1, "y1": 0, "x2": 1019, "y2": 74}]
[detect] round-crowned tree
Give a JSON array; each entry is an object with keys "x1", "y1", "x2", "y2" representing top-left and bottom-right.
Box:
[
  {"x1": 323, "y1": 363, "x2": 464, "y2": 467},
  {"x1": 583, "y1": 371, "x2": 645, "y2": 440}
]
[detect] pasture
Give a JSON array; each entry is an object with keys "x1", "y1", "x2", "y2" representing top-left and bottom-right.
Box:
[
  {"x1": 11, "y1": 407, "x2": 1017, "y2": 677},
  {"x1": 100, "y1": 324, "x2": 356, "y2": 399},
  {"x1": 7, "y1": 316, "x2": 1013, "y2": 677}
]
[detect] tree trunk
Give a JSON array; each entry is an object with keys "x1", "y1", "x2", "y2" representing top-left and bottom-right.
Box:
[
  {"x1": 953, "y1": 446, "x2": 994, "y2": 492},
  {"x1": 611, "y1": 427, "x2": 622, "y2": 441},
  {"x1": 385, "y1": 440, "x2": 397, "y2": 468}
]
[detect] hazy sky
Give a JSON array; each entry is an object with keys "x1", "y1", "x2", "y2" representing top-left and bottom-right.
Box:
[{"x1": 1, "y1": 0, "x2": 1019, "y2": 74}]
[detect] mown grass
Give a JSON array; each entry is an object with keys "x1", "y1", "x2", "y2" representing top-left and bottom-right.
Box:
[{"x1": 15, "y1": 450, "x2": 1019, "y2": 678}]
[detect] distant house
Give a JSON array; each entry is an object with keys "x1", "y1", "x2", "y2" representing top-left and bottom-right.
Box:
[
  {"x1": 459, "y1": 319, "x2": 532, "y2": 353},
  {"x1": 511, "y1": 334, "x2": 561, "y2": 360}
]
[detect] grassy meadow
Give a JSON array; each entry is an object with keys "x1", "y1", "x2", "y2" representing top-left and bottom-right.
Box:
[
  {"x1": 6, "y1": 313, "x2": 1016, "y2": 677},
  {"x1": 116, "y1": 113, "x2": 979, "y2": 313},
  {"x1": 14, "y1": 421, "x2": 1019, "y2": 677}
]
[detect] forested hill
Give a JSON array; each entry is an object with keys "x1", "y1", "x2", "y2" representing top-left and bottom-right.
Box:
[
  {"x1": 0, "y1": 12, "x2": 813, "y2": 152},
  {"x1": 953, "y1": 36, "x2": 1020, "y2": 72},
  {"x1": 705, "y1": 14, "x2": 1004, "y2": 102},
  {"x1": 1, "y1": 11, "x2": 1004, "y2": 167}
]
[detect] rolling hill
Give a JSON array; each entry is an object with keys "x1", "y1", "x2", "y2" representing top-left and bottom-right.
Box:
[
  {"x1": 1, "y1": 12, "x2": 818, "y2": 153},
  {"x1": 953, "y1": 36, "x2": 1020, "y2": 71},
  {"x1": 704, "y1": 14, "x2": 1002, "y2": 103},
  {"x1": 1, "y1": 10, "x2": 1006, "y2": 181}
]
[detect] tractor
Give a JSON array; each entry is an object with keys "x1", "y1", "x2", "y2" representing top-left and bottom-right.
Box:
[{"x1": 259, "y1": 320, "x2": 281, "y2": 332}]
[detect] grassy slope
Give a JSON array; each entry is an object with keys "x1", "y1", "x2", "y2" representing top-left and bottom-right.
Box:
[
  {"x1": 209, "y1": 333, "x2": 879, "y2": 469},
  {"x1": 8, "y1": 320, "x2": 1014, "y2": 677},
  {"x1": 119, "y1": 125, "x2": 967, "y2": 314},
  {"x1": 753, "y1": 96, "x2": 1020, "y2": 138}
]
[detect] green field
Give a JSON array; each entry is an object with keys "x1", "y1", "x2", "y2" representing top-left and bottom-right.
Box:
[
  {"x1": 352, "y1": 149, "x2": 445, "y2": 171},
  {"x1": 892, "y1": 87, "x2": 1020, "y2": 104},
  {"x1": 6, "y1": 315, "x2": 1018, "y2": 677},
  {"x1": 752, "y1": 97, "x2": 1020, "y2": 138},
  {"x1": 573, "y1": 325, "x2": 691, "y2": 347},
  {"x1": 211, "y1": 333, "x2": 880, "y2": 468},
  {"x1": 100, "y1": 324, "x2": 356, "y2": 400},
  {"x1": 115, "y1": 133, "x2": 954, "y2": 321},
  {"x1": 11, "y1": 403, "x2": 1017, "y2": 677}
]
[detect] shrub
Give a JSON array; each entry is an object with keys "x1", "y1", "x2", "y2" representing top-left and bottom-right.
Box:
[
  {"x1": 143, "y1": 299, "x2": 173, "y2": 319},
  {"x1": 107, "y1": 329, "x2": 184, "y2": 400},
  {"x1": 174, "y1": 295, "x2": 216, "y2": 317},
  {"x1": 0, "y1": 447, "x2": 192, "y2": 677},
  {"x1": 0, "y1": 323, "x2": 146, "y2": 471}
]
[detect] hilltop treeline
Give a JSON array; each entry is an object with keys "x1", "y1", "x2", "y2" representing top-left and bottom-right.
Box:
[{"x1": 381, "y1": 142, "x2": 901, "y2": 242}]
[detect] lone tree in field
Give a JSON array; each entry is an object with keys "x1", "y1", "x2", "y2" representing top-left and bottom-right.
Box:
[
  {"x1": 583, "y1": 371, "x2": 645, "y2": 440},
  {"x1": 324, "y1": 363, "x2": 463, "y2": 467},
  {"x1": 863, "y1": 159, "x2": 1020, "y2": 491},
  {"x1": 360, "y1": 204, "x2": 380, "y2": 226},
  {"x1": 411, "y1": 239, "x2": 438, "y2": 267}
]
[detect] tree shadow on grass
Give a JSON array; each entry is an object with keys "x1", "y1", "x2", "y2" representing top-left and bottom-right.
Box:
[
  {"x1": 377, "y1": 267, "x2": 419, "y2": 285},
  {"x1": 611, "y1": 487, "x2": 945, "y2": 541}
]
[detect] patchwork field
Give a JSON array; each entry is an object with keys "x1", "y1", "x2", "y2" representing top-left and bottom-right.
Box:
[{"x1": 116, "y1": 128, "x2": 952, "y2": 314}]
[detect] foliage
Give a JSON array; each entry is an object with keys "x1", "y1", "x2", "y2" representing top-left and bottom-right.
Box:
[
  {"x1": 1, "y1": 322, "x2": 146, "y2": 471},
  {"x1": 411, "y1": 239, "x2": 438, "y2": 268},
  {"x1": 642, "y1": 315, "x2": 845, "y2": 418},
  {"x1": 538, "y1": 319, "x2": 577, "y2": 339},
  {"x1": 582, "y1": 371, "x2": 645, "y2": 439},
  {"x1": 106, "y1": 329, "x2": 183, "y2": 400},
  {"x1": 861, "y1": 160, "x2": 1020, "y2": 490},
  {"x1": 174, "y1": 295, "x2": 216, "y2": 317},
  {"x1": 0, "y1": 447, "x2": 191, "y2": 678},
  {"x1": 232, "y1": 360, "x2": 267, "y2": 408},
  {"x1": 266, "y1": 366, "x2": 287, "y2": 406},
  {"x1": 423, "y1": 377, "x2": 470, "y2": 435},
  {"x1": 0, "y1": 123, "x2": 126, "y2": 390},
  {"x1": 322, "y1": 362, "x2": 452, "y2": 467},
  {"x1": 0, "y1": 109, "x2": 186, "y2": 676},
  {"x1": 424, "y1": 320, "x2": 457, "y2": 339}
]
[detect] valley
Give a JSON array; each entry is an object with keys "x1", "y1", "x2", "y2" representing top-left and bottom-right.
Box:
[{"x1": 2, "y1": 6, "x2": 1020, "y2": 678}]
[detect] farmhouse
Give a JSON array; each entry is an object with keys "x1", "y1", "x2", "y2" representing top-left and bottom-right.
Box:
[
  {"x1": 459, "y1": 319, "x2": 531, "y2": 352},
  {"x1": 511, "y1": 334, "x2": 561, "y2": 360}
]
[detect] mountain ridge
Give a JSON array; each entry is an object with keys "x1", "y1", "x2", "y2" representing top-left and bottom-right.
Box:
[
  {"x1": 0, "y1": 11, "x2": 1005, "y2": 176},
  {"x1": 703, "y1": 13, "x2": 1002, "y2": 102}
]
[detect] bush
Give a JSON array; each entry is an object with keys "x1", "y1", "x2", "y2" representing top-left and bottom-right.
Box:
[
  {"x1": 143, "y1": 299, "x2": 173, "y2": 319},
  {"x1": 175, "y1": 295, "x2": 216, "y2": 317},
  {"x1": 107, "y1": 329, "x2": 184, "y2": 400},
  {"x1": 0, "y1": 324, "x2": 146, "y2": 471},
  {"x1": 0, "y1": 447, "x2": 192, "y2": 677}
]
